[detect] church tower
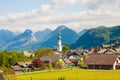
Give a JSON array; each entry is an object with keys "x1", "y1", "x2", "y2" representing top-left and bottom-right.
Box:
[{"x1": 57, "y1": 32, "x2": 62, "y2": 52}]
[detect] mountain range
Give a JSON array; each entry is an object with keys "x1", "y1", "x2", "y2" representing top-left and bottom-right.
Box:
[
  {"x1": 1, "y1": 25, "x2": 120, "y2": 51},
  {"x1": 5, "y1": 29, "x2": 36, "y2": 50},
  {"x1": 32, "y1": 25, "x2": 79, "y2": 50},
  {"x1": 0, "y1": 26, "x2": 81, "y2": 51}
]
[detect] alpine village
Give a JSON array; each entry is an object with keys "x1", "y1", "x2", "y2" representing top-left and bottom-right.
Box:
[{"x1": 0, "y1": 25, "x2": 120, "y2": 80}]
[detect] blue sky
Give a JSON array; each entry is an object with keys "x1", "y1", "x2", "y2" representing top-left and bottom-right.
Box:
[
  {"x1": 0, "y1": 0, "x2": 120, "y2": 32},
  {"x1": 0, "y1": 0, "x2": 50, "y2": 15}
]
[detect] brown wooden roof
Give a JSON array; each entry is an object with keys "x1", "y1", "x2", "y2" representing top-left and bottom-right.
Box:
[
  {"x1": 11, "y1": 66, "x2": 22, "y2": 71},
  {"x1": 85, "y1": 54, "x2": 117, "y2": 65},
  {"x1": 40, "y1": 54, "x2": 60, "y2": 63},
  {"x1": 62, "y1": 58, "x2": 72, "y2": 64},
  {"x1": 97, "y1": 49, "x2": 117, "y2": 55},
  {"x1": 97, "y1": 49, "x2": 107, "y2": 54},
  {"x1": 66, "y1": 50, "x2": 82, "y2": 56},
  {"x1": 17, "y1": 62, "x2": 31, "y2": 67}
]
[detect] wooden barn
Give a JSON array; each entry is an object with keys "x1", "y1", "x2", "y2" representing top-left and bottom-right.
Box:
[{"x1": 85, "y1": 54, "x2": 119, "y2": 70}]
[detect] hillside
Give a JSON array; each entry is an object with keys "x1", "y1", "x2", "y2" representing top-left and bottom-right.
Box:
[
  {"x1": 33, "y1": 25, "x2": 79, "y2": 49},
  {"x1": 0, "y1": 29, "x2": 17, "y2": 50},
  {"x1": 34, "y1": 28, "x2": 52, "y2": 42},
  {"x1": 5, "y1": 29, "x2": 36, "y2": 50},
  {"x1": 71, "y1": 26, "x2": 120, "y2": 49},
  {"x1": 79, "y1": 29, "x2": 88, "y2": 37}
]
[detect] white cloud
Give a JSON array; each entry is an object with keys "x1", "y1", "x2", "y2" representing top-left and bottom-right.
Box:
[
  {"x1": 51, "y1": 0, "x2": 78, "y2": 9},
  {"x1": 41, "y1": 4, "x2": 51, "y2": 11},
  {"x1": 0, "y1": 0, "x2": 120, "y2": 32}
]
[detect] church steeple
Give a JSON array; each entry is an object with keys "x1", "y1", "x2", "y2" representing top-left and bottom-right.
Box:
[
  {"x1": 58, "y1": 32, "x2": 61, "y2": 40},
  {"x1": 57, "y1": 32, "x2": 62, "y2": 52}
]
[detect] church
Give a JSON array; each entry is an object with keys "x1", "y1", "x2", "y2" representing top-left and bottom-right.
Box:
[{"x1": 57, "y1": 32, "x2": 62, "y2": 52}]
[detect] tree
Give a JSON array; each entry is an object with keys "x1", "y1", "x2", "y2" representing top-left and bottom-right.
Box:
[
  {"x1": 32, "y1": 59, "x2": 43, "y2": 68},
  {"x1": 78, "y1": 53, "x2": 87, "y2": 68},
  {"x1": 78, "y1": 59, "x2": 87, "y2": 68},
  {"x1": 83, "y1": 53, "x2": 87, "y2": 59},
  {"x1": 62, "y1": 44, "x2": 70, "y2": 53},
  {"x1": 0, "y1": 51, "x2": 8, "y2": 67},
  {"x1": 55, "y1": 60, "x2": 64, "y2": 69},
  {"x1": 35, "y1": 48, "x2": 54, "y2": 58},
  {"x1": 48, "y1": 63, "x2": 53, "y2": 70},
  {"x1": 0, "y1": 50, "x2": 28, "y2": 68},
  {"x1": 8, "y1": 51, "x2": 18, "y2": 66}
]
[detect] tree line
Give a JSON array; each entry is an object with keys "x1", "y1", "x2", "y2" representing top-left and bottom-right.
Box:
[{"x1": 0, "y1": 51, "x2": 33, "y2": 68}]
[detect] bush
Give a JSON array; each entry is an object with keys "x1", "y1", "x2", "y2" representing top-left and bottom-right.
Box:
[
  {"x1": 78, "y1": 60, "x2": 87, "y2": 69},
  {"x1": 32, "y1": 59, "x2": 43, "y2": 68},
  {"x1": 33, "y1": 68, "x2": 41, "y2": 71},
  {"x1": 55, "y1": 60, "x2": 64, "y2": 69},
  {"x1": 58, "y1": 77, "x2": 65, "y2": 80},
  {"x1": 0, "y1": 67, "x2": 15, "y2": 75},
  {"x1": 48, "y1": 63, "x2": 53, "y2": 70}
]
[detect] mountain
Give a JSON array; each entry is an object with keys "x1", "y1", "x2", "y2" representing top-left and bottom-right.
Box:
[
  {"x1": 71, "y1": 26, "x2": 120, "y2": 49},
  {"x1": 97, "y1": 26, "x2": 107, "y2": 29},
  {"x1": 0, "y1": 29, "x2": 17, "y2": 49},
  {"x1": 5, "y1": 29, "x2": 36, "y2": 50},
  {"x1": 33, "y1": 25, "x2": 79, "y2": 49},
  {"x1": 34, "y1": 28, "x2": 52, "y2": 42},
  {"x1": 79, "y1": 29, "x2": 88, "y2": 37}
]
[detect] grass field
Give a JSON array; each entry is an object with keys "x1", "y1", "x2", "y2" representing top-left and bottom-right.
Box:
[{"x1": 7, "y1": 69, "x2": 120, "y2": 80}]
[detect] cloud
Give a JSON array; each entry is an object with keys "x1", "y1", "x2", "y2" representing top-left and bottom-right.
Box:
[
  {"x1": 51, "y1": 0, "x2": 78, "y2": 9},
  {"x1": 0, "y1": 0, "x2": 120, "y2": 32}
]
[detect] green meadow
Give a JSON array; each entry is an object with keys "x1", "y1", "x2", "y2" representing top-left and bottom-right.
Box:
[{"x1": 7, "y1": 69, "x2": 120, "y2": 80}]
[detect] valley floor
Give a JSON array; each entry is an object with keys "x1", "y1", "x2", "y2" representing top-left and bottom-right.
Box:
[{"x1": 6, "y1": 69, "x2": 120, "y2": 80}]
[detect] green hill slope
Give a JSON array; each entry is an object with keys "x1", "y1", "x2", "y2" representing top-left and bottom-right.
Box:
[{"x1": 71, "y1": 26, "x2": 120, "y2": 49}]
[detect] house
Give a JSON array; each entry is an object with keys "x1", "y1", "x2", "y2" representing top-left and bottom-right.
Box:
[
  {"x1": 97, "y1": 49, "x2": 107, "y2": 54},
  {"x1": 17, "y1": 62, "x2": 32, "y2": 68},
  {"x1": 114, "y1": 48, "x2": 120, "y2": 55},
  {"x1": 16, "y1": 62, "x2": 32, "y2": 72},
  {"x1": 85, "y1": 54, "x2": 119, "y2": 70},
  {"x1": 40, "y1": 54, "x2": 60, "y2": 64},
  {"x1": 66, "y1": 50, "x2": 83, "y2": 66},
  {"x1": 114, "y1": 44, "x2": 120, "y2": 48},
  {"x1": 11, "y1": 65, "x2": 22, "y2": 74},
  {"x1": 88, "y1": 47, "x2": 100, "y2": 54},
  {"x1": 62, "y1": 58, "x2": 74, "y2": 67},
  {"x1": 97, "y1": 49, "x2": 117, "y2": 55},
  {"x1": 23, "y1": 51, "x2": 35, "y2": 57},
  {"x1": 104, "y1": 49, "x2": 117, "y2": 55},
  {"x1": 54, "y1": 51, "x2": 63, "y2": 55},
  {"x1": 101, "y1": 44, "x2": 120, "y2": 49},
  {"x1": 66, "y1": 50, "x2": 82, "y2": 59},
  {"x1": 101, "y1": 44, "x2": 112, "y2": 49},
  {"x1": 40, "y1": 54, "x2": 74, "y2": 67}
]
